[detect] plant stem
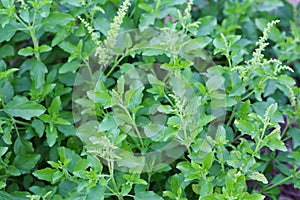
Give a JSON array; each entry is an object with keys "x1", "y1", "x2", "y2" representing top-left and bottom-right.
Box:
[
  {"x1": 241, "y1": 89, "x2": 255, "y2": 101},
  {"x1": 108, "y1": 160, "x2": 124, "y2": 200},
  {"x1": 264, "y1": 175, "x2": 293, "y2": 191},
  {"x1": 255, "y1": 123, "x2": 268, "y2": 153},
  {"x1": 119, "y1": 104, "x2": 144, "y2": 148},
  {"x1": 155, "y1": 0, "x2": 161, "y2": 11},
  {"x1": 227, "y1": 104, "x2": 237, "y2": 126},
  {"x1": 106, "y1": 54, "x2": 126, "y2": 78}
]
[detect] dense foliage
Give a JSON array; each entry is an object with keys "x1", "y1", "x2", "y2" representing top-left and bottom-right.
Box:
[{"x1": 0, "y1": 0, "x2": 300, "y2": 199}]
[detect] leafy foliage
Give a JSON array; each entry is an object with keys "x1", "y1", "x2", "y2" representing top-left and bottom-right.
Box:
[{"x1": 0, "y1": 0, "x2": 300, "y2": 199}]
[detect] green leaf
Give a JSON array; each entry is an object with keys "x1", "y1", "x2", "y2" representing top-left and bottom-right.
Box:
[
  {"x1": 0, "y1": 147, "x2": 8, "y2": 157},
  {"x1": 32, "y1": 119, "x2": 45, "y2": 138},
  {"x1": 14, "y1": 136, "x2": 34, "y2": 155},
  {"x1": 13, "y1": 153, "x2": 41, "y2": 173},
  {"x1": 237, "y1": 100, "x2": 251, "y2": 118},
  {"x1": 138, "y1": 3, "x2": 153, "y2": 12},
  {"x1": 6, "y1": 165, "x2": 20, "y2": 176},
  {"x1": 49, "y1": 96, "x2": 61, "y2": 117},
  {"x1": 255, "y1": 18, "x2": 281, "y2": 42},
  {"x1": 0, "y1": 24, "x2": 16, "y2": 42},
  {"x1": 288, "y1": 128, "x2": 300, "y2": 148},
  {"x1": 44, "y1": 11, "x2": 74, "y2": 26},
  {"x1": 0, "y1": 44, "x2": 14, "y2": 58},
  {"x1": 0, "y1": 68, "x2": 18, "y2": 81},
  {"x1": 99, "y1": 116, "x2": 117, "y2": 132},
  {"x1": 144, "y1": 124, "x2": 164, "y2": 138},
  {"x1": 1, "y1": 0, "x2": 13, "y2": 8},
  {"x1": 4, "y1": 98, "x2": 46, "y2": 120},
  {"x1": 18, "y1": 46, "x2": 34, "y2": 56},
  {"x1": 206, "y1": 75, "x2": 225, "y2": 91},
  {"x1": 197, "y1": 16, "x2": 217, "y2": 36},
  {"x1": 0, "y1": 191, "x2": 13, "y2": 200},
  {"x1": 58, "y1": 41, "x2": 76, "y2": 54},
  {"x1": 38, "y1": 45, "x2": 52, "y2": 53},
  {"x1": 117, "y1": 75, "x2": 125, "y2": 95},
  {"x1": 46, "y1": 126, "x2": 58, "y2": 147},
  {"x1": 33, "y1": 168, "x2": 58, "y2": 182},
  {"x1": 277, "y1": 74, "x2": 296, "y2": 86},
  {"x1": 59, "y1": 61, "x2": 81, "y2": 74},
  {"x1": 202, "y1": 152, "x2": 214, "y2": 170},
  {"x1": 134, "y1": 191, "x2": 164, "y2": 200},
  {"x1": 0, "y1": 181, "x2": 6, "y2": 190},
  {"x1": 234, "y1": 119, "x2": 259, "y2": 138},
  {"x1": 248, "y1": 171, "x2": 268, "y2": 184},
  {"x1": 264, "y1": 129, "x2": 287, "y2": 152},
  {"x1": 139, "y1": 13, "x2": 157, "y2": 30},
  {"x1": 30, "y1": 60, "x2": 48, "y2": 89}
]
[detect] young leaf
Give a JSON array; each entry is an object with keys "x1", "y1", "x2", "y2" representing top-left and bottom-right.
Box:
[{"x1": 4, "y1": 98, "x2": 46, "y2": 120}]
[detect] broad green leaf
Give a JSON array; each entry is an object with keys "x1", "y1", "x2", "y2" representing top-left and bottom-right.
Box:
[
  {"x1": 288, "y1": 128, "x2": 300, "y2": 148},
  {"x1": 138, "y1": 3, "x2": 153, "y2": 12},
  {"x1": 206, "y1": 75, "x2": 225, "y2": 91},
  {"x1": 0, "y1": 44, "x2": 14, "y2": 58},
  {"x1": 1, "y1": 0, "x2": 13, "y2": 8},
  {"x1": 14, "y1": 136, "x2": 34, "y2": 155},
  {"x1": 46, "y1": 125, "x2": 58, "y2": 147},
  {"x1": 13, "y1": 153, "x2": 41, "y2": 173},
  {"x1": 0, "y1": 68, "x2": 18, "y2": 81},
  {"x1": 38, "y1": 45, "x2": 52, "y2": 53},
  {"x1": 202, "y1": 152, "x2": 214, "y2": 170},
  {"x1": 277, "y1": 74, "x2": 296, "y2": 86},
  {"x1": 4, "y1": 98, "x2": 46, "y2": 120},
  {"x1": 0, "y1": 191, "x2": 13, "y2": 200},
  {"x1": 134, "y1": 191, "x2": 164, "y2": 200},
  {"x1": 197, "y1": 16, "x2": 217, "y2": 36},
  {"x1": 49, "y1": 96, "x2": 61, "y2": 117},
  {"x1": 0, "y1": 147, "x2": 8, "y2": 157},
  {"x1": 0, "y1": 181, "x2": 6, "y2": 190},
  {"x1": 0, "y1": 24, "x2": 16, "y2": 42},
  {"x1": 18, "y1": 46, "x2": 34, "y2": 57},
  {"x1": 144, "y1": 124, "x2": 164, "y2": 138},
  {"x1": 33, "y1": 168, "x2": 58, "y2": 182},
  {"x1": 255, "y1": 18, "x2": 281, "y2": 41},
  {"x1": 264, "y1": 129, "x2": 287, "y2": 152},
  {"x1": 44, "y1": 11, "x2": 74, "y2": 26},
  {"x1": 30, "y1": 60, "x2": 48, "y2": 89},
  {"x1": 59, "y1": 61, "x2": 81, "y2": 74},
  {"x1": 32, "y1": 119, "x2": 45, "y2": 138},
  {"x1": 248, "y1": 171, "x2": 268, "y2": 184}
]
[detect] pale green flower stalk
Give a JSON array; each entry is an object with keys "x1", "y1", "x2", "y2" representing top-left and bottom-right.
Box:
[
  {"x1": 233, "y1": 20, "x2": 293, "y2": 81},
  {"x1": 95, "y1": 0, "x2": 131, "y2": 67},
  {"x1": 248, "y1": 20, "x2": 280, "y2": 68},
  {"x1": 183, "y1": 0, "x2": 193, "y2": 20},
  {"x1": 179, "y1": 0, "x2": 200, "y2": 31},
  {"x1": 78, "y1": 0, "x2": 130, "y2": 67},
  {"x1": 78, "y1": 16, "x2": 101, "y2": 46}
]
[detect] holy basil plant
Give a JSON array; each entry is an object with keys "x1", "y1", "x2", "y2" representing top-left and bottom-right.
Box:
[{"x1": 0, "y1": 0, "x2": 300, "y2": 200}]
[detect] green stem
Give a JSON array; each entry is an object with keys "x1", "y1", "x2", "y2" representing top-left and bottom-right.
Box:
[
  {"x1": 254, "y1": 123, "x2": 268, "y2": 153},
  {"x1": 119, "y1": 104, "x2": 144, "y2": 148},
  {"x1": 264, "y1": 174, "x2": 293, "y2": 191},
  {"x1": 227, "y1": 104, "x2": 237, "y2": 126},
  {"x1": 106, "y1": 54, "x2": 126, "y2": 78},
  {"x1": 83, "y1": 58, "x2": 93, "y2": 79},
  {"x1": 281, "y1": 117, "x2": 295, "y2": 138},
  {"x1": 109, "y1": 160, "x2": 124, "y2": 200},
  {"x1": 14, "y1": 119, "x2": 31, "y2": 126},
  {"x1": 30, "y1": 29, "x2": 41, "y2": 61},
  {"x1": 282, "y1": 135, "x2": 292, "y2": 142},
  {"x1": 241, "y1": 89, "x2": 255, "y2": 101},
  {"x1": 12, "y1": 119, "x2": 20, "y2": 137},
  {"x1": 155, "y1": 0, "x2": 161, "y2": 11}
]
